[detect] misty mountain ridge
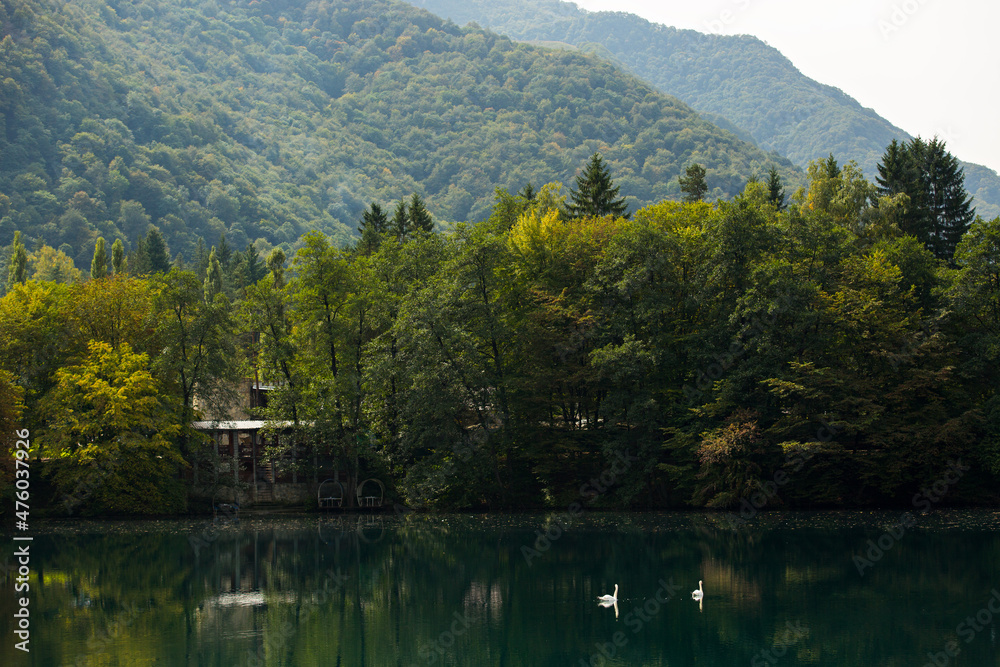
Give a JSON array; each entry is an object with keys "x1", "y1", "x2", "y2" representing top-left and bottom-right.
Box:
[{"x1": 406, "y1": 0, "x2": 1000, "y2": 219}]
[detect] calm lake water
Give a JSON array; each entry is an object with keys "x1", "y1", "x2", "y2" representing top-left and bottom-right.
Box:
[{"x1": 3, "y1": 510, "x2": 1000, "y2": 666}]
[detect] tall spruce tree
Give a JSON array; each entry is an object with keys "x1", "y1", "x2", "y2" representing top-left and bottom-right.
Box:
[
  {"x1": 240, "y1": 244, "x2": 266, "y2": 287},
  {"x1": 409, "y1": 194, "x2": 434, "y2": 234},
  {"x1": 216, "y1": 234, "x2": 232, "y2": 269},
  {"x1": 360, "y1": 202, "x2": 389, "y2": 236},
  {"x1": 876, "y1": 137, "x2": 974, "y2": 260},
  {"x1": 359, "y1": 202, "x2": 389, "y2": 253},
  {"x1": 823, "y1": 153, "x2": 841, "y2": 178},
  {"x1": 518, "y1": 182, "x2": 536, "y2": 202},
  {"x1": 766, "y1": 166, "x2": 786, "y2": 210},
  {"x1": 144, "y1": 227, "x2": 171, "y2": 274},
  {"x1": 390, "y1": 199, "x2": 410, "y2": 242},
  {"x1": 567, "y1": 152, "x2": 629, "y2": 218}
]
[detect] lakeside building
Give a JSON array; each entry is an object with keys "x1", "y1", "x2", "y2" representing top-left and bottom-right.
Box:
[{"x1": 191, "y1": 379, "x2": 343, "y2": 506}]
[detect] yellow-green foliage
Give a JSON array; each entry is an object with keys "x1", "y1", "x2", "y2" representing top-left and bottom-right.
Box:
[{"x1": 41, "y1": 340, "x2": 186, "y2": 514}]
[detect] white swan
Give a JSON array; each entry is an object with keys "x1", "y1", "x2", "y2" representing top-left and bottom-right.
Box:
[
  {"x1": 692, "y1": 580, "x2": 704, "y2": 601},
  {"x1": 598, "y1": 584, "x2": 619, "y2": 602}
]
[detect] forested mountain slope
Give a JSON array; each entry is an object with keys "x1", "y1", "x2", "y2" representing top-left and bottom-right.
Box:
[
  {"x1": 0, "y1": 0, "x2": 797, "y2": 266},
  {"x1": 406, "y1": 0, "x2": 1000, "y2": 219}
]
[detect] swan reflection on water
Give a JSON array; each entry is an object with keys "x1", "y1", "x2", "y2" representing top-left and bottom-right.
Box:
[
  {"x1": 597, "y1": 584, "x2": 619, "y2": 618},
  {"x1": 598, "y1": 598, "x2": 619, "y2": 618}
]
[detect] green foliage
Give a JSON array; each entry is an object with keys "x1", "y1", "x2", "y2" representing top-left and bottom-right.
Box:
[
  {"x1": 111, "y1": 237, "x2": 127, "y2": 275},
  {"x1": 876, "y1": 137, "x2": 975, "y2": 261},
  {"x1": 408, "y1": 193, "x2": 434, "y2": 234},
  {"x1": 40, "y1": 340, "x2": 186, "y2": 515},
  {"x1": 7, "y1": 231, "x2": 27, "y2": 289},
  {"x1": 203, "y1": 247, "x2": 224, "y2": 301},
  {"x1": 90, "y1": 236, "x2": 108, "y2": 280},
  {"x1": 0, "y1": 369, "x2": 25, "y2": 515},
  {"x1": 1, "y1": 0, "x2": 796, "y2": 267},
  {"x1": 2, "y1": 183, "x2": 999, "y2": 511},
  {"x1": 566, "y1": 152, "x2": 628, "y2": 218},
  {"x1": 410, "y1": 0, "x2": 1000, "y2": 220},
  {"x1": 678, "y1": 163, "x2": 708, "y2": 203},
  {"x1": 766, "y1": 165, "x2": 786, "y2": 210}
]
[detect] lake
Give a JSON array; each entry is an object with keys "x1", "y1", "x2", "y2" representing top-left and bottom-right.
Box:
[{"x1": 2, "y1": 510, "x2": 1000, "y2": 666}]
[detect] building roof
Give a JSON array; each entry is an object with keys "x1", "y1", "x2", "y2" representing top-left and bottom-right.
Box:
[{"x1": 191, "y1": 420, "x2": 297, "y2": 430}]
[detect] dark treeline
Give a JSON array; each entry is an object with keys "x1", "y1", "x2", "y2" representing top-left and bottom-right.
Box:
[{"x1": 1, "y1": 146, "x2": 998, "y2": 514}]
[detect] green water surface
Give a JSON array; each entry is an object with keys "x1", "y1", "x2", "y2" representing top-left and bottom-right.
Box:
[{"x1": 2, "y1": 510, "x2": 1000, "y2": 666}]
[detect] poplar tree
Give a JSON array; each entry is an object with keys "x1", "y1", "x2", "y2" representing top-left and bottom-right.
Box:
[
  {"x1": 91, "y1": 237, "x2": 109, "y2": 280},
  {"x1": 204, "y1": 247, "x2": 224, "y2": 301},
  {"x1": 111, "y1": 239, "x2": 127, "y2": 275},
  {"x1": 7, "y1": 231, "x2": 27, "y2": 288}
]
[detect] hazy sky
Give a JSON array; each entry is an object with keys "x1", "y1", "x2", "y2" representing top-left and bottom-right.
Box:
[{"x1": 571, "y1": 0, "x2": 1000, "y2": 176}]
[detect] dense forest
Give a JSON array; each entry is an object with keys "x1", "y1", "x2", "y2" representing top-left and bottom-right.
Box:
[
  {"x1": 2, "y1": 144, "x2": 998, "y2": 513},
  {"x1": 407, "y1": 0, "x2": 1000, "y2": 219},
  {"x1": 0, "y1": 0, "x2": 797, "y2": 271}
]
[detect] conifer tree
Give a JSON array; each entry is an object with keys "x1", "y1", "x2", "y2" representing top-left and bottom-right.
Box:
[
  {"x1": 240, "y1": 244, "x2": 265, "y2": 287},
  {"x1": 567, "y1": 152, "x2": 629, "y2": 218},
  {"x1": 217, "y1": 234, "x2": 232, "y2": 269},
  {"x1": 518, "y1": 182, "x2": 537, "y2": 202},
  {"x1": 823, "y1": 153, "x2": 840, "y2": 178},
  {"x1": 359, "y1": 202, "x2": 389, "y2": 253},
  {"x1": 876, "y1": 137, "x2": 974, "y2": 260},
  {"x1": 409, "y1": 193, "x2": 434, "y2": 234},
  {"x1": 194, "y1": 237, "x2": 209, "y2": 280},
  {"x1": 91, "y1": 237, "x2": 108, "y2": 280},
  {"x1": 390, "y1": 199, "x2": 410, "y2": 242},
  {"x1": 360, "y1": 202, "x2": 388, "y2": 236},
  {"x1": 144, "y1": 227, "x2": 171, "y2": 274},
  {"x1": 766, "y1": 166, "x2": 786, "y2": 210},
  {"x1": 678, "y1": 163, "x2": 708, "y2": 203}
]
